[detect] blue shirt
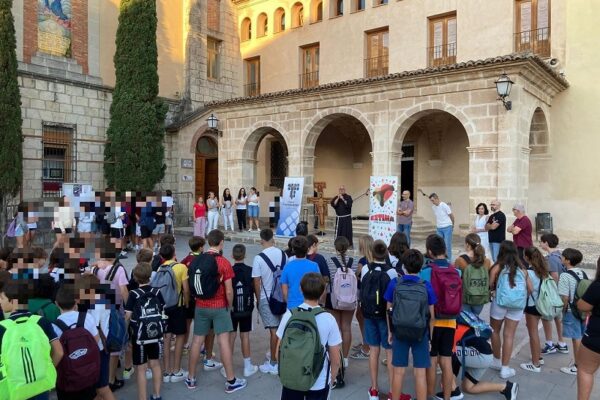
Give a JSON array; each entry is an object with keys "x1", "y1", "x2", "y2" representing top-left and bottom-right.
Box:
[
  {"x1": 307, "y1": 253, "x2": 330, "y2": 279},
  {"x1": 418, "y1": 258, "x2": 461, "y2": 282},
  {"x1": 384, "y1": 275, "x2": 437, "y2": 305},
  {"x1": 281, "y1": 258, "x2": 320, "y2": 308}
]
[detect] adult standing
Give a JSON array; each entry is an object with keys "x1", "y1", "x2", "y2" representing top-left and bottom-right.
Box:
[
  {"x1": 206, "y1": 191, "x2": 220, "y2": 232},
  {"x1": 396, "y1": 190, "x2": 414, "y2": 246},
  {"x1": 331, "y1": 185, "x2": 353, "y2": 247},
  {"x1": 52, "y1": 196, "x2": 76, "y2": 249},
  {"x1": 221, "y1": 188, "x2": 235, "y2": 232},
  {"x1": 472, "y1": 203, "x2": 491, "y2": 258},
  {"x1": 485, "y1": 200, "x2": 506, "y2": 263},
  {"x1": 247, "y1": 187, "x2": 260, "y2": 232},
  {"x1": 507, "y1": 203, "x2": 533, "y2": 265},
  {"x1": 235, "y1": 188, "x2": 248, "y2": 232},
  {"x1": 192, "y1": 196, "x2": 207, "y2": 238},
  {"x1": 428, "y1": 193, "x2": 454, "y2": 258}
]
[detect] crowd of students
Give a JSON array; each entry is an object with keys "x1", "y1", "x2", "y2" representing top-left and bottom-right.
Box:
[{"x1": 1, "y1": 223, "x2": 600, "y2": 400}]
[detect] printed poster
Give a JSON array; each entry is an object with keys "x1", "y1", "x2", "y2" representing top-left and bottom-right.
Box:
[
  {"x1": 276, "y1": 177, "x2": 305, "y2": 237},
  {"x1": 368, "y1": 176, "x2": 399, "y2": 245}
]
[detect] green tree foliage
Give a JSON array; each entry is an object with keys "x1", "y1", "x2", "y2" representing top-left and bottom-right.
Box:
[
  {"x1": 104, "y1": 0, "x2": 167, "y2": 191},
  {"x1": 0, "y1": 0, "x2": 23, "y2": 210}
]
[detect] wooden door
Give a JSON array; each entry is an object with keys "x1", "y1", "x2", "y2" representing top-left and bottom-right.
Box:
[
  {"x1": 195, "y1": 155, "x2": 206, "y2": 198},
  {"x1": 205, "y1": 158, "x2": 219, "y2": 196}
]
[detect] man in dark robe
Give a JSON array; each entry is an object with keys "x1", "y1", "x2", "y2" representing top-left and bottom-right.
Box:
[{"x1": 330, "y1": 185, "x2": 353, "y2": 247}]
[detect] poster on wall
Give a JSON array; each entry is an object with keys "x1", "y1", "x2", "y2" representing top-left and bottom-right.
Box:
[
  {"x1": 368, "y1": 176, "x2": 399, "y2": 245},
  {"x1": 62, "y1": 183, "x2": 94, "y2": 212},
  {"x1": 38, "y1": 0, "x2": 72, "y2": 57},
  {"x1": 275, "y1": 177, "x2": 305, "y2": 237}
]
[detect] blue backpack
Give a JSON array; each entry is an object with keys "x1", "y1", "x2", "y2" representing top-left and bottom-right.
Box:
[
  {"x1": 457, "y1": 310, "x2": 492, "y2": 340},
  {"x1": 101, "y1": 307, "x2": 127, "y2": 352},
  {"x1": 495, "y1": 266, "x2": 527, "y2": 310}
]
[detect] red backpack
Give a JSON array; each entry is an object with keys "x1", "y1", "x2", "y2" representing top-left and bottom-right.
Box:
[
  {"x1": 54, "y1": 312, "x2": 101, "y2": 392},
  {"x1": 429, "y1": 263, "x2": 462, "y2": 318}
]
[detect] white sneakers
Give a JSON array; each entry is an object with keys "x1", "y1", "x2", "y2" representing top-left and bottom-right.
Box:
[
  {"x1": 500, "y1": 367, "x2": 516, "y2": 379},
  {"x1": 560, "y1": 363, "x2": 578, "y2": 375},
  {"x1": 520, "y1": 362, "x2": 541, "y2": 373},
  {"x1": 244, "y1": 364, "x2": 259, "y2": 377},
  {"x1": 259, "y1": 361, "x2": 278, "y2": 375},
  {"x1": 203, "y1": 359, "x2": 223, "y2": 371}
]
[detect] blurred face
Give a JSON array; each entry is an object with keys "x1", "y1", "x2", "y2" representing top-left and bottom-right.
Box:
[
  {"x1": 402, "y1": 191, "x2": 410, "y2": 200},
  {"x1": 512, "y1": 208, "x2": 520, "y2": 217},
  {"x1": 225, "y1": 189, "x2": 230, "y2": 195},
  {"x1": 241, "y1": 189, "x2": 246, "y2": 195},
  {"x1": 208, "y1": 192, "x2": 214, "y2": 199},
  {"x1": 429, "y1": 197, "x2": 440, "y2": 206},
  {"x1": 198, "y1": 197, "x2": 204, "y2": 204},
  {"x1": 339, "y1": 186, "x2": 346, "y2": 195},
  {"x1": 0, "y1": 292, "x2": 14, "y2": 314},
  {"x1": 477, "y1": 205, "x2": 485, "y2": 215},
  {"x1": 490, "y1": 201, "x2": 500, "y2": 212}
]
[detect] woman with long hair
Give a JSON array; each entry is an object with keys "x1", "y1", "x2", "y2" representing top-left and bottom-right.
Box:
[
  {"x1": 456, "y1": 233, "x2": 491, "y2": 316},
  {"x1": 221, "y1": 188, "x2": 235, "y2": 232},
  {"x1": 575, "y1": 256, "x2": 600, "y2": 400},
  {"x1": 235, "y1": 188, "x2": 248, "y2": 232},
  {"x1": 520, "y1": 246, "x2": 549, "y2": 373},
  {"x1": 472, "y1": 202, "x2": 492, "y2": 257},
  {"x1": 192, "y1": 196, "x2": 207, "y2": 238},
  {"x1": 206, "y1": 191, "x2": 219, "y2": 231},
  {"x1": 388, "y1": 232, "x2": 409, "y2": 274},
  {"x1": 350, "y1": 235, "x2": 375, "y2": 360},
  {"x1": 247, "y1": 187, "x2": 260, "y2": 231},
  {"x1": 489, "y1": 240, "x2": 529, "y2": 379}
]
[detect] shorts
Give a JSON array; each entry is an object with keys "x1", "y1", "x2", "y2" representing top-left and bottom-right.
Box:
[
  {"x1": 193, "y1": 307, "x2": 233, "y2": 336},
  {"x1": 53, "y1": 228, "x2": 73, "y2": 234},
  {"x1": 247, "y1": 205, "x2": 259, "y2": 218},
  {"x1": 132, "y1": 342, "x2": 162, "y2": 366},
  {"x1": 364, "y1": 318, "x2": 391, "y2": 349},
  {"x1": 100, "y1": 221, "x2": 110, "y2": 235},
  {"x1": 281, "y1": 385, "x2": 330, "y2": 400},
  {"x1": 231, "y1": 314, "x2": 252, "y2": 333},
  {"x1": 140, "y1": 226, "x2": 153, "y2": 239},
  {"x1": 165, "y1": 306, "x2": 187, "y2": 335},
  {"x1": 392, "y1": 333, "x2": 431, "y2": 368},
  {"x1": 524, "y1": 305, "x2": 541, "y2": 317},
  {"x1": 490, "y1": 300, "x2": 524, "y2": 322},
  {"x1": 153, "y1": 224, "x2": 166, "y2": 235},
  {"x1": 582, "y1": 334, "x2": 600, "y2": 354},
  {"x1": 430, "y1": 326, "x2": 455, "y2": 357},
  {"x1": 562, "y1": 311, "x2": 585, "y2": 339},
  {"x1": 258, "y1": 297, "x2": 282, "y2": 329},
  {"x1": 452, "y1": 347, "x2": 493, "y2": 384},
  {"x1": 110, "y1": 228, "x2": 124, "y2": 239},
  {"x1": 96, "y1": 350, "x2": 110, "y2": 388},
  {"x1": 78, "y1": 223, "x2": 92, "y2": 233},
  {"x1": 185, "y1": 303, "x2": 196, "y2": 319},
  {"x1": 125, "y1": 224, "x2": 133, "y2": 237}
]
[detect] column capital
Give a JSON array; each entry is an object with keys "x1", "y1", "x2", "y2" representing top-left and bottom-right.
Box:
[{"x1": 466, "y1": 146, "x2": 498, "y2": 154}]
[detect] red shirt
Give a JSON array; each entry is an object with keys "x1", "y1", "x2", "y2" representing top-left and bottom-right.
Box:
[
  {"x1": 193, "y1": 203, "x2": 207, "y2": 218},
  {"x1": 513, "y1": 216, "x2": 533, "y2": 248},
  {"x1": 181, "y1": 252, "x2": 201, "y2": 268},
  {"x1": 195, "y1": 250, "x2": 234, "y2": 309}
]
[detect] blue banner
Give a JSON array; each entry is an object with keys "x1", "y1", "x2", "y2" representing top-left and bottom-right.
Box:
[{"x1": 275, "y1": 177, "x2": 305, "y2": 237}]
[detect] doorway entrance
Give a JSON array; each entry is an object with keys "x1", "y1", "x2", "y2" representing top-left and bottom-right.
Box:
[
  {"x1": 400, "y1": 144, "x2": 415, "y2": 196},
  {"x1": 195, "y1": 136, "x2": 218, "y2": 198}
]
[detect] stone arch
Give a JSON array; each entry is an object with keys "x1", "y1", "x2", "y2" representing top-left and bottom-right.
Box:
[
  {"x1": 241, "y1": 120, "x2": 290, "y2": 159},
  {"x1": 189, "y1": 123, "x2": 218, "y2": 154},
  {"x1": 528, "y1": 107, "x2": 550, "y2": 155}
]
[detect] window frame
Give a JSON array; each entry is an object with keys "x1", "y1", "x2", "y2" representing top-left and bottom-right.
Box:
[
  {"x1": 300, "y1": 43, "x2": 320, "y2": 89},
  {"x1": 41, "y1": 123, "x2": 76, "y2": 197},
  {"x1": 241, "y1": 17, "x2": 252, "y2": 41},
  {"x1": 515, "y1": 0, "x2": 551, "y2": 57},
  {"x1": 274, "y1": 8, "x2": 286, "y2": 33},
  {"x1": 365, "y1": 28, "x2": 389, "y2": 78},
  {"x1": 427, "y1": 12, "x2": 457, "y2": 67},
  {"x1": 244, "y1": 57, "x2": 261, "y2": 97},
  {"x1": 207, "y1": 37, "x2": 221, "y2": 80},
  {"x1": 257, "y1": 13, "x2": 268, "y2": 37},
  {"x1": 292, "y1": 2, "x2": 305, "y2": 28}
]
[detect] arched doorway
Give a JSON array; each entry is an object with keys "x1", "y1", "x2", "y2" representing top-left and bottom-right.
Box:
[
  {"x1": 313, "y1": 114, "x2": 373, "y2": 216},
  {"x1": 396, "y1": 110, "x2": 470, "y2": 226},
  {"x1": 195, "y1": 136, "x2": 219, "y2": 198},
  {"x1": 528, "y1": 107, "x2": 550, "y2": 207}
]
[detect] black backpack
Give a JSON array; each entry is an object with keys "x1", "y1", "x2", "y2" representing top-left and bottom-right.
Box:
[
  {"x1": 232, "y1": 265, "x2": 254, "y2": 318},
  {"x1": 188, "y1": 252, "x2": 220, "y2": 299},
  {"x1": 360, "y1": 263, "x2": 391, "y2": 320},
  {"x1": 130, "y1": 287, "x2": 165, "y2": 345}
]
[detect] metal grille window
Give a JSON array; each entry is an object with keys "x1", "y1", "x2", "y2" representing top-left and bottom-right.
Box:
[
  {"x1": 42, "y1": 124, "x2": 76, "y2": 197},
  {"x1": 270, "y1": 140, "x2": 287, "y2": 189}
]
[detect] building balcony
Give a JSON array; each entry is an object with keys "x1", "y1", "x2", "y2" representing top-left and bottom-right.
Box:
[
  {"x1": 365, "y1": 54, "x2": 389, "y2": 78},
  {"x1": 299, "y1": 71, "x2": 319, "y2": 89},
  {"x1": 515, "y1": 27, "x2": 551, "y2": 58},
  {"x1": 427, "y1": 42, "x2": 457, "y2": 67},
  {"x1": 244, "y1": 82, "x2": 261, "y2": 97}
]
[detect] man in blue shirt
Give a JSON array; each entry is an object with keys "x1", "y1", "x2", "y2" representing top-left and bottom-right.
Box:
[{"x1": 281, "y1": 236, "x2": 320, "y2": 309}]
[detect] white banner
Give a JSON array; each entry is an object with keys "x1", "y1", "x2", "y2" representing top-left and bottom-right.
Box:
[
  {"x1": 368, "y1": 176, "x2": 399, "y2": 245},
  {"x1": 276, "y1": 177, "x2": 305, "y2": 237},
  {"x1": 62, "y1": 183, "x2": 94, "y2": 212}
]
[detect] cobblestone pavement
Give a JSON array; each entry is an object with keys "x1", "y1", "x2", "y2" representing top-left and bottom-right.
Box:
[{"x1": 104, "y1": 237, "x2": 600, "y2": 400}]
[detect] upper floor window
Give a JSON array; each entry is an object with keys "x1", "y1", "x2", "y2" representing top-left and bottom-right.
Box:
[
  {"x1": 275, "y1": 8, "x2": 286, "y2": 33},
  {"x1": 332, "y1": 0, "x2": 344, "y2": 17},
  {"x1": 353, "y1": 0, "x2": 366, "y2": 12},
  {"x1": 428, "y1": 13, "x2": 457, "y2": 67},
  {"x1": 515, "y1": 0, "x2": 550, "y2": 57},
  {"x1": 312, "y1": 0, "x2": 323, "y2": 23},
  {"x1": 241, "y1": 17, "x2": 251, "y2": 41},
  {"x1": 244, "y1": 57, "x2": 261, "y2": 97},
  {"x1": 207, "y1": 37, "x2": 221, "y2": 79},
  {"x1": 300, "y1": 44, "x2": 319, "y2": 89},
  {"x1": 292, "y1": 2, "x2": 304, "y2": 28},
  {"x1": 365, "y1": 28, "x2": 389, "y2": 78},
  {"x1": 257, "y1": 13, "x2": 268, "y2": 37},
  {"x1": 207, "y1": 0, "x2": 220, "y2": 31}
]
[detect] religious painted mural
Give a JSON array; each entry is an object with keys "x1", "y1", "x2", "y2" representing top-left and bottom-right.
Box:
[{"x1": 38, "y1": 0, "x2": 72, "y2": 57}]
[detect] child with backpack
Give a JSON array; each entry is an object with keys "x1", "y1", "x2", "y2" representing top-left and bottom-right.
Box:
[
  {"x1": 281, "y1": 236, "x2": 321, "y2": 309},
  {"x1": 276, "y1": 272, "x2": 342, "y2": 400},
  {"x1": 419, "y1": 234, "x2": 463, "y2": 400},
  {"x1": 350, "y1": 235, "x2": 375, "y2": 361},
  {"x1": 125, "y1": 262, "x2": 166, "y2": 400},
  {"x1": 229, "y1": 244, "x2": 259, "y2": 377},
  {"x1": 455, "y1": 234, "x2": 491, "y2": 316},
  {"x1": 0, "y1": 278, "x2": 63, "y2": 400},
  {"x1": 29, "y1": 273, "x2": 61, "y2": 322},
  {"x1": 558, "y1": 248, "x2": 590, "y2": 375},
  {"x1": 385, "y1": 249, "x2": 436, "y2": 400},
  {"x1": 360, "y1": 240, "x2": 398, "y2": 400},
  {"x1": 52, "y1": 285, "x2": 101, "y2": 400},
  {"x1": 180, "y1": 236, "x2": 206, "y2": 353}
]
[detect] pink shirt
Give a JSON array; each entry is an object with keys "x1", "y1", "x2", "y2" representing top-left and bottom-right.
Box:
[{"x1": 95, "y1": 262, "x2": 129, "y2": 307}]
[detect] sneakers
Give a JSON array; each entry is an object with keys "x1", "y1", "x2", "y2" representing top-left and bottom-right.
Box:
[
  {"x1": 149, "y1": 396, "x2": 161, "y2": 400},
  {"x1": 146, "y1": 369, "x2": 153, "y2": 380},
  {"x1": 204, "y1": 359, "x2": 223, "y2": 371},
  {"x1": 350, "y1": 349, "x2": 370, "y2": 360},
  {"x1": 244, "y1": 364, "x2": 258, "y2": 377},
  {"x1": 184, "y1": 377, "x2": 197, "y2": 389},
  {"x1": 170, "y1": 369, "x2": 187, "y2": 383},
  {"x1": 368, "y1": 387, "x2": 379, "y2": 400},
  {"x1": 109, "y1": 379, "x2": 124, "y2": 392},
  {"x1": 162, "y1": 373, "x2": 171, "y2": 383},
  {"x1": 556, "y1": 343, "x2": 569, "y2": 354},
  {"x1": 388, "y1": 392, "x2": 413, "y2": 400},
  {"x1": 539, "y1": 357, "x2": 545, "y2": 365},
  {"x1": 122, "y1": 367, "x2": 134, "y2": 380},
  {"x1": 490, "y1": 358, "x2": 502, "y2": 371},
  {"x1": 502, "y1": 381, "x2": 519, "y2": 400},
  {"x1": 435, "y1": 386, "x2": 464, "y2": 400},
  {"x1": 225, "y1": 378, "x2": 247, "y2": 394},
  {"x1": 343, "y1": 358, "x2": 349, "y2": 369},
  {"x1": 259, "y1": 361, "x2": 278, "y2": 375},
  {"x1": 519, "y1": 362, "x2": 541, "y2": 373},
  {"x1": 352, "y1": 343, "x2": 364, "y2": 351},
  {"x1": 500, "y1": 367, "x2": 516, "y2": 379},
  {"x1": 541, "y1": 343, "x2": 557, "y2": 354},
  {"x1": 560, "y1": 364, "x2": 577, "y2": 375}
]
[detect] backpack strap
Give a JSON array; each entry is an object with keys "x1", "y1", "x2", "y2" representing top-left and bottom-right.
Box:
[
  {"x1": 76, "y1": 311, "x2": 87, "y2": 328},
  {"x1": 280, "y1": 250, "x2": 287, "y2": 268},
  {"x1": 54, "y1": 318, "x2": 70, "y2": 333},
  {"x1": 460, "y1": 254, "x2": 471, "y2": 264},
  {"x1": 566, "y1": 270, "x2": 582, "y2": 283},
  {"x1": 258, "y1": 252, "x2": 279, "y2": 272},
  {"x1": 106, "y1": 260, "x2": 121, "y2": 282},
  {"x1": 331, "y1": 257, "x2": 343, "y2": 270}
]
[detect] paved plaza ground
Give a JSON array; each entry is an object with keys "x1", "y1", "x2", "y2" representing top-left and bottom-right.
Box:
[{"x1": 108, "y1": 236, "x2": 600, "y2": 400}]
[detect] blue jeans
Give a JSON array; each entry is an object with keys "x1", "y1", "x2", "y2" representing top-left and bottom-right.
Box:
[
  {"x1": 489, "y1": 242, "x2": 501, "y2": 263},
  {"x1": 436, "y1": 225, "x2": 453, "y2": 258},
  {"x1": 397, "y1": 223, "x2": 412, "y2": 246}
]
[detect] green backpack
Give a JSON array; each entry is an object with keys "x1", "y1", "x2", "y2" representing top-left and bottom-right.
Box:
[
  {"x1": 535, "y1": 276, "x2": 564, "y2": 320},
  {"x1": 0, "y1": 315, "x2": 57, "y2": 400},
  {"x1": 278, "y1": 307, "x2": 327, "y2": 392},
  {"x1": 567, "y1": 270, "x2": 593, "y2": 321},
  {"x1": 462, "y1": 264, "x2": 490, "y2": 306}
]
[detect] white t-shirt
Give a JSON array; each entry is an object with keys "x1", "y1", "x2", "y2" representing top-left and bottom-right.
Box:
[
  {"x1": 558, "y1": 267, "x2": 587, "y2": 310},
  {"x1": 110, "y1": 207, "x2": 125, "y2": 229},
  {"x1": 88, "y1": 305, "x2": 111, "y2": 351},
  {"x1": 252, "y1": 246, "x2": 286, "y2": 300},
  {"x1": 236, "y1": 196, "x2": 247, "y2": 210},
  {"x1": 248, "y1": 194, "x2": 259, "y2": 206},
  {"x1": 360, "y1": 261, "x2": 399, "y2": 281},
  {"x1": 53, "y1": 310, "x2": 100, "y2": 343},
  {"x1": 432, "y1": 202, "x2": 453, "y2": 228},
  {"x1": 276, "y1": 303, "x2": 342, "y2": 391}
]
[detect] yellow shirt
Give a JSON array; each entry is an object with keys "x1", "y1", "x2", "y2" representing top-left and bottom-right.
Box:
[{"x1": 161, "y1": 260, "x2": 188, "y2": 306}]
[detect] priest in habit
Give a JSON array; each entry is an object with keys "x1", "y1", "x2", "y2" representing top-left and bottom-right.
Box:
[{"x1": 330, "y1": 185, "x2": 353, "y2": 247}]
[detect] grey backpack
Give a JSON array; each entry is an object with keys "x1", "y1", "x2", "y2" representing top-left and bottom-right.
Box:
[
  {"x1": 151, "y1": 262, "x2": 179, "y2": 310},
  {"x1": 391, "y1": 278, "x2": 429, "y2": 341}
]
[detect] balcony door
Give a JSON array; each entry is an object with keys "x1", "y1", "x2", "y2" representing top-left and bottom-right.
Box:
[
  {"x1": 428, "y1": 13, "x2": 457, "y2": 67},
  {"x1": 245, "y1": 57, "x2": 260, "y2": 96},
  {"x1": 515, "y1": 0, "x2": 550, "y2": 57},
  {"x1": 301, "y1": 44, "x2": 319, "y2": 88}
]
